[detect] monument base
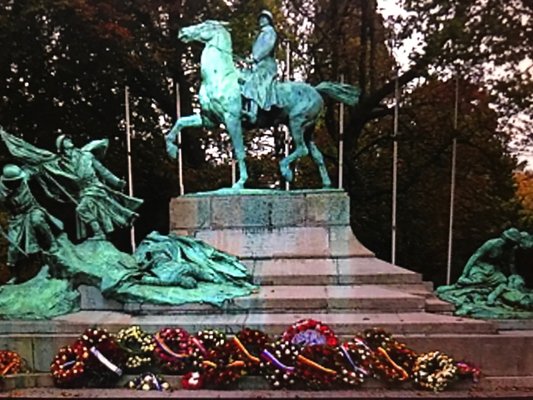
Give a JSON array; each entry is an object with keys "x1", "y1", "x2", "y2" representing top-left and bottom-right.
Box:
[{"x1": 1, "y1": 189, "x2": 532, "y2": 393}]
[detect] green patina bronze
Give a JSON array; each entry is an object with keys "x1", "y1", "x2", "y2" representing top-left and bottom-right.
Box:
[
  {"x1": 0, "y1": 164, "x2": 63, "y2": 272},
  {"x1": 165, "y1": 18, "x2": 360, "y2": 190},
  {"x1": 241, "y1": 10, "x2": 280, "y2": 124},
  {"x1": 1, "y1": 128, "x2": 143, "y2": 240},
  {"x1": 0, "y1": 266, "x2": 80, "y2": 320},
  {"x1": 436, "y1": 228, "x2": 533, "y2": 319},
  {"x1": 0, "y1": 128, "x2": 256, "y2": 319}
]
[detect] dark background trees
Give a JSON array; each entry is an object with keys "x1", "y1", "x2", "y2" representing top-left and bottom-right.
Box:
[{"x1": 0, "y1": 0, "x2": 531, "y2": 285}]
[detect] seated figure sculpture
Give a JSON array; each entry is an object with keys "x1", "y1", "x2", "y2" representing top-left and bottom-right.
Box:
[
  {"x1": 241, "y1": 9, "x2": 280, "y2": 125},
  {"x1": 436, "y1": 228, "x2": 533, "y2": 318},
  {"x1": 456, "y1": 227, "x2": 522, "y2": 287}
]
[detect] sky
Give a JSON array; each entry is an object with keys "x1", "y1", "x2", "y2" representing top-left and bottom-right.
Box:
[{"x1": 376, "y1": 0, "x2": 533, "y2": 169}]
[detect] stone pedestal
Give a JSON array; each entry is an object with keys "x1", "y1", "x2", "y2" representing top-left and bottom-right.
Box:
[{"x1": 169, "y1": 189, "x2": 373, "y2": 259}]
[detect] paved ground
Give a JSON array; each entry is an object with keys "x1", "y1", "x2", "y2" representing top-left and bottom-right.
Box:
[{"x1": 2, "y1": 388, "x2": 533, "y2": 399}]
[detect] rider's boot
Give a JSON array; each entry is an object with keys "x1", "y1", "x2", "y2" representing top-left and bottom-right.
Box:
[{"x1": 242, "y1": 101, "x2": 258, "y2": 124}]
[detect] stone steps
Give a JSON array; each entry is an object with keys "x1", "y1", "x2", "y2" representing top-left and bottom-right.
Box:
[
  {"x1": 5, "y1": 387, "x2": 533, "y2": 399},
  {"x1": 249, "y1": 257, "x2": 424, "y2": 286},
  {"x1": 0, "y1": 311, "x2": 496, "y2": 336},
  {"x1": 121, "y1": 284, "x2": 426, "y2": 315},
  {"x1": 0, "y1": 311, "x2": 498, "y2": 373},
  {"x1": 4, "y1": 373, "x2": 533, "y2": 397}
]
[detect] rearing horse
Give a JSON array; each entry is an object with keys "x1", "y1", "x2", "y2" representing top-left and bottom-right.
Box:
[{"x1": 166, "y1": 20, "x2": 359, "y2": 190}]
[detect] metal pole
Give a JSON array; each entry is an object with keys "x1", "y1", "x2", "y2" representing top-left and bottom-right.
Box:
[
  {"x1": 231, "y1": 153, "x2": 236, "y2": 185},
  {"x1": 284, "y1": 41, "x2": 291, "y2": 191},
  {"x1": 446, "y1": 76, "x2": 459, "y2": 284},
  {"x1": 338, "y1": 74, "x2": 345, "y2": 189},
  {"x1": 175, "y1": 83, "x2": 184, "y2": 196},
  {"x1": 391, "y1": 72, "x2": 399, "y2": 265},
  {"x1": 125, "y1": 86, "x2": 136, "y2": 251}
]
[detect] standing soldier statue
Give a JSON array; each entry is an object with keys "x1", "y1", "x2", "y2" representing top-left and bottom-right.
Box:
[
  {"x1": 55, "y1": 134, "x2": 143, "y2": 240},
  {"x1": 0, "y1": 164, "x2": 64, "y2": 278},
  {"x1": 0, "y1": 128, "x2": 143, "y2": 242}
]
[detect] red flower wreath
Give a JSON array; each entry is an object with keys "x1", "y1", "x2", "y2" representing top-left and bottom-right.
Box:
[
  {"x1": 228, "y1": 328, "x2": 271, "y2": 374},
  {"x1": 259, "y1": 340, "x2": 300, "y2": 389},
  {"x1": 282, "y1": 319, "x2": 339, "y2": 347},
  {"x1": 77, "y1": 327, "x2": 124, "y2": 385},
  {"x1": 50, "y1": 344, "x2": 90, "y2": 388},
  {"x1": 198, "y1": 350, "x2": 247, "y2": 389},
  {"x1": 369, "y1": 342, "x2": 413, "y2": 383},
  {"x1": 189, "y1": 329, "x2": 227, "y2": 370},
  {"x1": 336, "y1": 340, "x2": 374, "y2": 387},
  {"x1": 184, "y1": 334, "x2": 247, "y2": 389},
  {"x1": 153, "y1": 327, "x2": 193, "y2": 374},
  {"x1": 295, "y1": 344, "x2": 341, "y2": 390},
  {"x1": 0, "y1": 350, "x2": 24, "y2": 376}
]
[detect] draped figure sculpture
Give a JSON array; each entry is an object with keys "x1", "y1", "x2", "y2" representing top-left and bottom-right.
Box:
[
  {"x1": 0, "y1": 127, "x2": 256, "y2": 319},
  {"x1": 0, "y1": 128, "x2": 143, "y2": 240},
  {"x1": 436, "y1": 228, "x2": 533, "y2": 318}
]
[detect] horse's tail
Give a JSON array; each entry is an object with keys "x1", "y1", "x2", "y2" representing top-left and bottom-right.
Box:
[{"x1": 315, "y1": 81, "x2": 360, "y2": 106}]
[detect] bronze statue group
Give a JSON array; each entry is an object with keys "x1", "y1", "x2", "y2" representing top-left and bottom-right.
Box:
[{"x1": 0, "y1": 10, "x2": 530, "y2": 320}]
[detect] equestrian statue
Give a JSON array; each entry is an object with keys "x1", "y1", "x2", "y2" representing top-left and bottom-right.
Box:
[{"x1": 165, "y1": 12, "x2": 359, "y2": 190}]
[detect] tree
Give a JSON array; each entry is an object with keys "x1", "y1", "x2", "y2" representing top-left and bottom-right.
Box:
[
  {"x1": 351, "y1": 78, "x2": 521, "y2": 283},
  {"x1": 0, "y1": 0, "x2": 235, "y2": 247}
]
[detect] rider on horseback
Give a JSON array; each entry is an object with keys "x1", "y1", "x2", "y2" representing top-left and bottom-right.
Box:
[{"x1": 241, "y1": 10, "x2": 280, "y2": 125}]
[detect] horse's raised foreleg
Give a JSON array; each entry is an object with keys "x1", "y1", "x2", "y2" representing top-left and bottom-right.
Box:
[
  {"x1": 280, "y1": 118, "x2": 309, "y2": 183},
  {"x1": 224, "y1": 115, "x2": 248, "y2": 189},
  {"x1": 306, "y1": 136, "x2": 332, "y2": 188},
  {"x1": 165, "y1": 114, "x2": 203, "y2": 159}
]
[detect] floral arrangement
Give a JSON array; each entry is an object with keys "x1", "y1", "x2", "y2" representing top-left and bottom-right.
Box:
[
  {"x1": 0, "y1": 350, "x2": 26, "y2": 377},
  {"x1": 48, "y1": 318, "x2": 480, "y2": 392}
]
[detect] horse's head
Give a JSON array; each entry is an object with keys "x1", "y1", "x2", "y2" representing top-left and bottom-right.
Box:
[{"x1": 178, "y1": 20, "x2": 230, "y2": 44}]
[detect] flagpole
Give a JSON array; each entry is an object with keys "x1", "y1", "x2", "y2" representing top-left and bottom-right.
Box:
[
  {"x1": 231, "y1": 152, "x2": 236, "y2": 185},
  {"x1": 125, "y1": 85, "x2": 136, "y2": 251},
  {"x1": 338, "y1": 74, "x2": 345, "y2": 189},
  {"x1": 446, "y1": 75, "x2": 459, "y2": 284},
  {"x1": 391, "y1": 70, "x2": 399, "y2": 265},
  {"x1": 175, "y1": 83, "x2": 185, "y2": 196}
]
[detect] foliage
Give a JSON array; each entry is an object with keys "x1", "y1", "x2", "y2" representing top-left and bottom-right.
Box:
[
  {"x1": 0, "y1": 0, "x2": 236, "y2": 249},
  {"x1": 515, "y1": 170, "x2": 533, "y2": 230},
  {"x1": 0, "y1": 0, "x2": 530, "y2": 286},
  {"x1": 351, "y1": 79, "x2": 520, "y2": 283}
]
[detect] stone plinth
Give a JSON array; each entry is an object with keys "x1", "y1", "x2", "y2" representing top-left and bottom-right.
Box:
[{"x1": 169, "y1": 189, "x2": 373, "y2": 258}]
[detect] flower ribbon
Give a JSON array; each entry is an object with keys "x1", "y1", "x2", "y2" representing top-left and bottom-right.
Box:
[
  {"x1": 233, "y1": 337, "x2": 260, "y2": 363},
  {"x1": 376, "y1": 347, "x2": 408, "y2": 381},
  {"x1": 340, "y1": 344, "x2": 370, "y2": 376},
  {"x1": 89, "y1": 347, "x2": 122, "y2": 376},
  {"x1": 154, "y1": 332, "x2": 188, "y2": 359},
  {"x1": 261, "y1": 349, "x2": 295, "y2": 371},
  {"x1": 297, "y1": 354, "x2": 337, "y2": 376}
]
